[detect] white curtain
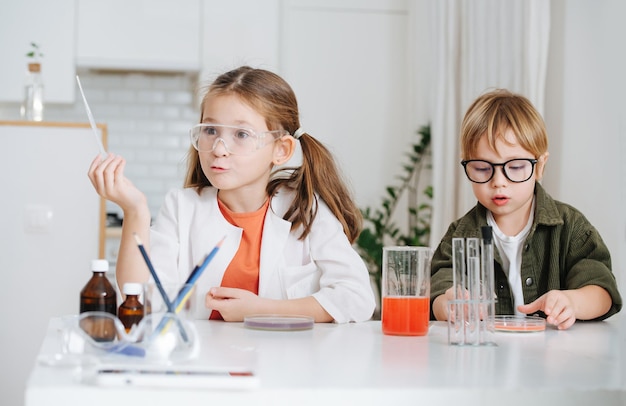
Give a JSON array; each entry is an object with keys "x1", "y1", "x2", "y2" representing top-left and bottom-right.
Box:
[{"x1": 428, "y1": 0, "x2": 551, "y2": 245}]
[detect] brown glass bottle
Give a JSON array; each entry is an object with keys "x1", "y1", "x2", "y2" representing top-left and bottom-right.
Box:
[
  {"x1": 118, "y1": 283, "x2": 144, "y2": 333},
  {"x1": 79, "y1": 259, "x2": 117, "y2": 342}
]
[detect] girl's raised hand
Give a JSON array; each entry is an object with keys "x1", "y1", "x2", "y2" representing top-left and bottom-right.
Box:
[{"x1": 87, "y1": 153, "x2": 147, "y2": 212}]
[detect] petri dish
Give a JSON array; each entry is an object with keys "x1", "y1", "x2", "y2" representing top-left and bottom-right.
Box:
[
  {"x1": 494, "y1": 315, "x2": 546, "y2": 332},
  {"x1": 243, "y1": 315, "x2": 314, "y2": 331}
]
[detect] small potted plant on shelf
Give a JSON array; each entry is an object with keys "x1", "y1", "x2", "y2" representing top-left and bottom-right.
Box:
[
  {"x1": 26, "y1": 42, "x2": 43, "y2": 68},
  {"x1": 24, "y1": 42, "x2": 43, "y2": 76},
  {"x1": 21, "y1": 42, "x2": 45, "y2": 121},
  {"x1": 26, "y1": 42, "x2": 44, "y2": 61}
]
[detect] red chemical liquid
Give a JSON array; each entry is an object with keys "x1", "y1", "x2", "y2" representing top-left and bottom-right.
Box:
[{"x1": 382, "y1": 296, "x2": 429, "y2": 336}]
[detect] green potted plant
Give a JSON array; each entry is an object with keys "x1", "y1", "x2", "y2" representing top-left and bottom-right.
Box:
[
  {"x1": 26, "y1": 42, "x2": 44, "y2": 69},
  {"x1": 26, "y1": 42, "x2": 44, "y2": 60},
  {"x1": 355, "y1": 124, "x2": 432, "y2": 315}
]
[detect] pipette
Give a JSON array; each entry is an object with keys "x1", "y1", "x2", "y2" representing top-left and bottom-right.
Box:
[{"x1": 76, "y1": 75, "x2": 107, "y2": 157}]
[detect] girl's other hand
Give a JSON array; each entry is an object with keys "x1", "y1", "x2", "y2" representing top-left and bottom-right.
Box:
[
  {"x1": 87, "y1": 153, "x2": 147, "y2": 212},
  {"x1": 205, "y1": 287, "x2": 264, "y2": 322}
]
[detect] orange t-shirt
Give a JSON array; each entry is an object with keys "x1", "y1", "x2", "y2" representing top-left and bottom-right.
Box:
[{"x1": 209, "y1": 198, "x2": 269, "y2": 320}]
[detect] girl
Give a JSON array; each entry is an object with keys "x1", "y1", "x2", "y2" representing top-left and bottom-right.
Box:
[{"x1": 88, "y1": 66, "x2": 376, "y2": 323}]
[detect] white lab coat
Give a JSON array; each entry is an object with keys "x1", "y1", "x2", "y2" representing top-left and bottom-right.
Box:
[{"x1": 149, "y1": 187, "x2": 376, "y2": 323}]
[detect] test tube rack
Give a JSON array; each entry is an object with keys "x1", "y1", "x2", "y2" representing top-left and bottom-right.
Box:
[{"x1": 448, "y1": 227, "x2": 496, "y2": 346}]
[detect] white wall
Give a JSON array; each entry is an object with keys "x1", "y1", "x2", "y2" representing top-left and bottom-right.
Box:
[{"x1": 543, "y1": 0, "x2": 626, "y2": 297}]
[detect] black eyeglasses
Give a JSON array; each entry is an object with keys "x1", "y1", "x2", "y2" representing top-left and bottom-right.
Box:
[{"x1": 461, "y1": 158, "x2": 538, "y2": 183}]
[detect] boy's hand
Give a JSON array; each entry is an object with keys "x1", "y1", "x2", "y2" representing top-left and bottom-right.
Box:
[
  {"x1": 432, "y1": 286, "x2": 457, "y2": 321},
  {"x1": 517, "y1": 290, "x2": 576, "y2": 330}
]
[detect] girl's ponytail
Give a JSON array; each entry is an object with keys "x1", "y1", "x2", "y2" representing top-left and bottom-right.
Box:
[{"x1": 268, "y1": 132, "x2": 362, "y2": 243}]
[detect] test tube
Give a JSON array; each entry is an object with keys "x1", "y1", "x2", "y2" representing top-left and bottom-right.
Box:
[
  {"x1": 466, "y1": 238, "x2": 481, "y2": 345},
  {"x1": 450, "y1": 238, "x2": 466, "y2": 345},
  {"x1": 452, "y1": 238, "x2": 466, "y2": 301},
  {"x1": 480, "y1": 226, "x2": 496, "y2": 345}
]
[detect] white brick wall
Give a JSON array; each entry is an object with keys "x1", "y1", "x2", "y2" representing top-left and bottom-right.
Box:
[{"x1": 0, "y1": 70, "x2": 201, "y2": 219}]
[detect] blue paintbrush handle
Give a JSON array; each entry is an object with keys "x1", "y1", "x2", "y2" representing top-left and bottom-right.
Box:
[
  {"x1": 153, "y1": 237, "x2": 225, "y2": 337},
  {"x1": 134, "y1": 234, "x2": 188, "y2": 342}
]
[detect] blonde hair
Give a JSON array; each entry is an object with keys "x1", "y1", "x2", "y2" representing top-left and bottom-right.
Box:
[
  {"x1": 184, "y1": 66, "x2": 362, "y2": 243},
  {"x1": 461, "y1": 89, "x2": 548, "y2": 160}
]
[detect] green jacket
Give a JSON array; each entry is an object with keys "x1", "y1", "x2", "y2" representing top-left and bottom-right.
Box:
[{"x1": 430, "y1": 183, "x2": 622, "y2": 321}]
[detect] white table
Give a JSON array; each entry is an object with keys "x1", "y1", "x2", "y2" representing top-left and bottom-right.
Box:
[{"x1": 26, "y1": 314, "x2": 626, "y2": 406}]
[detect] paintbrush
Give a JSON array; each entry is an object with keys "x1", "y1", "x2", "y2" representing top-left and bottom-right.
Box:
[
  {"x1": 154, "y1": 236, "x2": 225, "y2": 337},
  {"x1": 133, "y1": 233, "x2": 189, "y2": 342}
]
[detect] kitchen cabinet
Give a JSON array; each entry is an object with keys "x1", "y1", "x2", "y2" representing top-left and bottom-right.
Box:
[
  {"x1": 0, "y1": 0, "x2": 76, "y2": 103},
  {"x1": 76, "y1": 0, "x2": 201, "y2": 72}
]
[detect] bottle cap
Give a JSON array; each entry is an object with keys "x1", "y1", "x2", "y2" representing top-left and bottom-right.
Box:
[
  {"x1": 123, "y1": 282, "x2": 143, "y2": 296},
  {"x1": 91, "y1": 259, "x2": 109, "y2": 272}
]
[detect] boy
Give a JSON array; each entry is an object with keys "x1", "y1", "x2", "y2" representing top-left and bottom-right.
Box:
[{"x1": 430, "y1": 89, "x2": 622, "y2": 330}]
